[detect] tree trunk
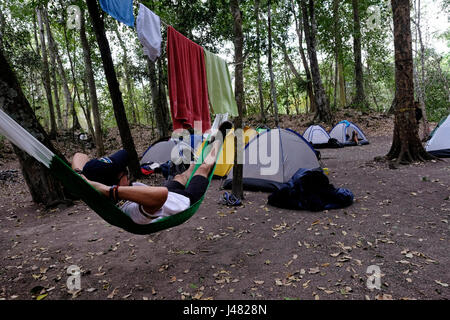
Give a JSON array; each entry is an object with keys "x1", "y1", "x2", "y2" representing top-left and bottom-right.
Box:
[
  {"x1": 352, "y1": 0, "x2": 367, "y2": 109},
  {"x1": 0, "y1": 8, "x2": 5, "y2": 49},
  {"x1": 62, "y1": 21, "x2": 86, "y2": 134},
  {"x1": 291, "y1": 0, "x2": 315, "y2": 113},
  {"x1": 230, "y1": 0, "x2": 244, "y2": 200},
  {"x1": 147, "y1": 58, "x2": 170, "y2": 138},
  {"x1": 333, "y1": 0, "x2": 346, "y2": 108},
  {"x1": 301, "y1": 0, "x2": 331, "y2": 123},
  {"x1": 386, "y1": 0, "x2": 432, "y2": 164},
  {"x1": 80, "y1": 8, "x2": 105, "y2": 157},
  {"x1": 255, "y1": 0, "x2": 266, "y2": 123},
  {"x1": 42, "y1": 8, "x2": 63, "y2": 130},
  {"x1": 86, "y1": 0, "x2": 141, "y2": 179},
  {"x1": 267, "y1": 0, "x2": 279, "y2": 127},
  {"x1": 413, "y1": 0, "x2": 430, "y2": 140},
  {"x1": 114, "y1": 24, "x2": 139, "y2": 124},
  {"x1": 0, "y1": 50, "x2": 71, "y2": 207},
  {"x1": 36, "y1": 7, "x2": 57, "y2": 138},
  {"x1": 41, "y1": 13, "x2": 63, "y2": 130},
  {"x1": 45, "y1": 15, "x2": 74, "y2": 131}
]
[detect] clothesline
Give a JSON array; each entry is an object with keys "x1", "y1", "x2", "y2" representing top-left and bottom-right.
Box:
[{"x1": 101, "y1": 0, "x2": 238, "y2": 123}]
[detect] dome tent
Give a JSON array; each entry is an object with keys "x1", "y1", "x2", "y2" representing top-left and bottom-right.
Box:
[
  {"x1": 329, "y1": 120, "x2": 369, "y2": 146},
  {"x1": 303, "y1": 124, "x2": 343, "y2": 148},
  {"x1": 222, "y1": 128, "x2": 321, "y2": 192},
  {"x1": 425, "y1": 115, "x2": 450, "y2": 157},
  {"x1": 140, "y1": 135, "x2": 202, "y2": 175}
]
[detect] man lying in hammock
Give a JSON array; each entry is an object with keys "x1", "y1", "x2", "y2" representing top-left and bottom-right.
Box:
[{"x1": 71, "y1": 122, "x2": 231, "y2": 225}]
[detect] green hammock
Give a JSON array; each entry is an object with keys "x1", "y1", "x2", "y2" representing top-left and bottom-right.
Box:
[{"x1": 0, "y1": 109, "x2": 220, "y2": 235}]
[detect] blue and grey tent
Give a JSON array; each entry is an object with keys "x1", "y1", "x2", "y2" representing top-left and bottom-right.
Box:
[
  {"x1": 329, "y1": 120, "x2": 369, "y2": 146},
  {"x1": 425, "y1": 115, "x2": 450, "y2": 157},
  {"x1": 222, "y1": 128, "x2": 321, "y2": 192}
]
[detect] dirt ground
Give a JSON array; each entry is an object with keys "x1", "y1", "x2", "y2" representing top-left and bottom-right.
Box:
[{"x1": 0, "y1": 112, "x2": 449, "y2": 301}]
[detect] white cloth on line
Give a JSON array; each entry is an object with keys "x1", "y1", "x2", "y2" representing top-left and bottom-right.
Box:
[{"x1": 136, "y1": 3, "x2": 162, "y2": 61}]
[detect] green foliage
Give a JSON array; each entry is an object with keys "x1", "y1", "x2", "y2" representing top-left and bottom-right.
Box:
[{"x1": 1, "y1": 0, "x2": 448, "y2": 135}]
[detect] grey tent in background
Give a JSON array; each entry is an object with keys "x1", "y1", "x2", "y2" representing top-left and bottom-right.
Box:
[
  {"x1": 329, "y1": 121, "x2": 369, "y2": 146},
  {"x1": 223, "y1": 128, "x2": 321, "y2": 192},
  {"x1": 425, "y1": 115, "x2": 450, "y2": 157},
  {"x1": 303, "y1": 125, "x2": 337, "y2": 148},
  {"x1": 140, "y1": 137, "x2": 200, "y2": 167}
]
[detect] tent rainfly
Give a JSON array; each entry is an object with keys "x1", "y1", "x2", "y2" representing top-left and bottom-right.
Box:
[
  {"x1": 329, "y1": 121, "x2": 369, "y2": 146},
  {"x1": 425, "y1": 115, "x2": 450, "y2": 157},
  {"x1": 140, "y1": 135, "x2": 202, "y2": 168},
  {"x1": 222, "y1": 128, "x2": 320, "y2": 192},
  {"x1": 303, "y1": 125, "x2": 343, "y2": 148}
]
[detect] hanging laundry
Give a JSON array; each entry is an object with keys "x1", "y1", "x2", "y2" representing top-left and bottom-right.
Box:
[
  {"x1": 136, "y1": 3, "x2": 161, "y2": 61},
  {"x1": 167, "y1": 26, "x2": 211, "y2": 133},
  {"x1": 204, "y1": 50, "x2": 238, "y2": 117},
  {"x1": 99, "y1": 0, "x2": 134, "y2": 27}
]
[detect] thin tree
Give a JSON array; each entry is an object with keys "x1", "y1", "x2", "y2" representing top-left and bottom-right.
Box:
[
  {"x1": 412, "y1": 0, "x2": 430, "y2": 139},
  {"x1": 147, "y1": 57, "x2": 171, "y2": 138},
  {"x1": 267, "y1": 0, "x2": 279, "y2": 126},
  {"x1": 300, "y1": 0, "x2": 331, "y2": 123},
  {"x1": 291, "y1": 0, "x2": 315, "y2": 113},
  {"x1": 36, "y1": 7, "x2": 57, "y2": 138},
  {"x1": 230, "y1": 0, "x2": 244, "y2": 200},
  {"x1": 80, "y1": 8, "x2": 105, "y2": 156},
  {"x1": 42, "y1": 9, "x2": 63, "y2": 129},
  {"x1": 114, "y1": 23, "x2": 139, "y2": 124},
  {"x1": 86, "y1": 0, "x2": 141, "y2": 179},
  {"x1": 333, "y1": 0, "x2": 346, "y2": 108},
  {"x1": 42, "y1": 9, "x2": 75, "y2": 130},
  {"x1": 62, "y1": 18, "x2": 92, "y2": 136},
  {"x1": 386, "y1": 0, "x2": 433, "y2": 164},
  {"x1": 352, "y1": 0, "x2": 367, "y2": 109},
  {"x1": 255, "y1": 0, "x2": 266, "y2": 123}
]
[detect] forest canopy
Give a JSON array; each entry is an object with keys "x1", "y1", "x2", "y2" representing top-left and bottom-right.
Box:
[{"x1": 0, "y1": 0, "x2": 448, "y2": 138}]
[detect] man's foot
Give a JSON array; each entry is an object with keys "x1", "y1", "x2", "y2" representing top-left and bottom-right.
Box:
[{"x1": 211, "y1": 121, "x2": 233, "y2": 144}]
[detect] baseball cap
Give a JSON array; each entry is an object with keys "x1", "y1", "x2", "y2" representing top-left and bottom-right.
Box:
[{"x1": 82, "y1": 149, "x2": 129, "y2": 186}]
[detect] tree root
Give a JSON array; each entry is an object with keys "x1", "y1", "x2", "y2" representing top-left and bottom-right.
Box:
[{"x1": 388, "y1": 146, "x2": 441, "y2": 169}]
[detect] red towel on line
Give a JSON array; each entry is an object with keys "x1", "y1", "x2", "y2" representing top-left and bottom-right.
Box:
[{"x1": 167, "y1": 26, "x2": 211, "y2": 133}]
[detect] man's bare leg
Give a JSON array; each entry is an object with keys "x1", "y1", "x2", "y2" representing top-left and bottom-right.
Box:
[
  {"x1": 172, "y1": 162, "x2": 196, "y2": 186},
  {"x1": 194, "y1": 140, "x2": 221, "y2": 178},
  {"x1": 72, "y1": 153, "x2": 90, "y2": 171}
]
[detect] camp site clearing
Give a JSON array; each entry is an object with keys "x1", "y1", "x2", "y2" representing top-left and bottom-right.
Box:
[{"x1": 0, "y1": 112, "x2": 449, "y2": 300}]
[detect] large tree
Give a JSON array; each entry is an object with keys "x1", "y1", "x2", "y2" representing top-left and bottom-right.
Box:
[
  {"x1": 386, "y1": 0, "x2": 433, "y2": 164},
  {"x1": 86, "y1": 0, "x2": 141, "y2": 179},
  {"x1": 0, "y1": 50, "x2": 70, "y2": 207}
]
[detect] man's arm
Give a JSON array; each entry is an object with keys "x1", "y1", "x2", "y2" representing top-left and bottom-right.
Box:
[{"x1": 86, "y1": 178, "x2": 168, "y2": 215}]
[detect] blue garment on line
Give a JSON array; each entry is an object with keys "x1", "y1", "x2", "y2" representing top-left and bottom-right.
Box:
[{"x1": 99, "y1": 0, "x2": 135, "y2": 27}]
